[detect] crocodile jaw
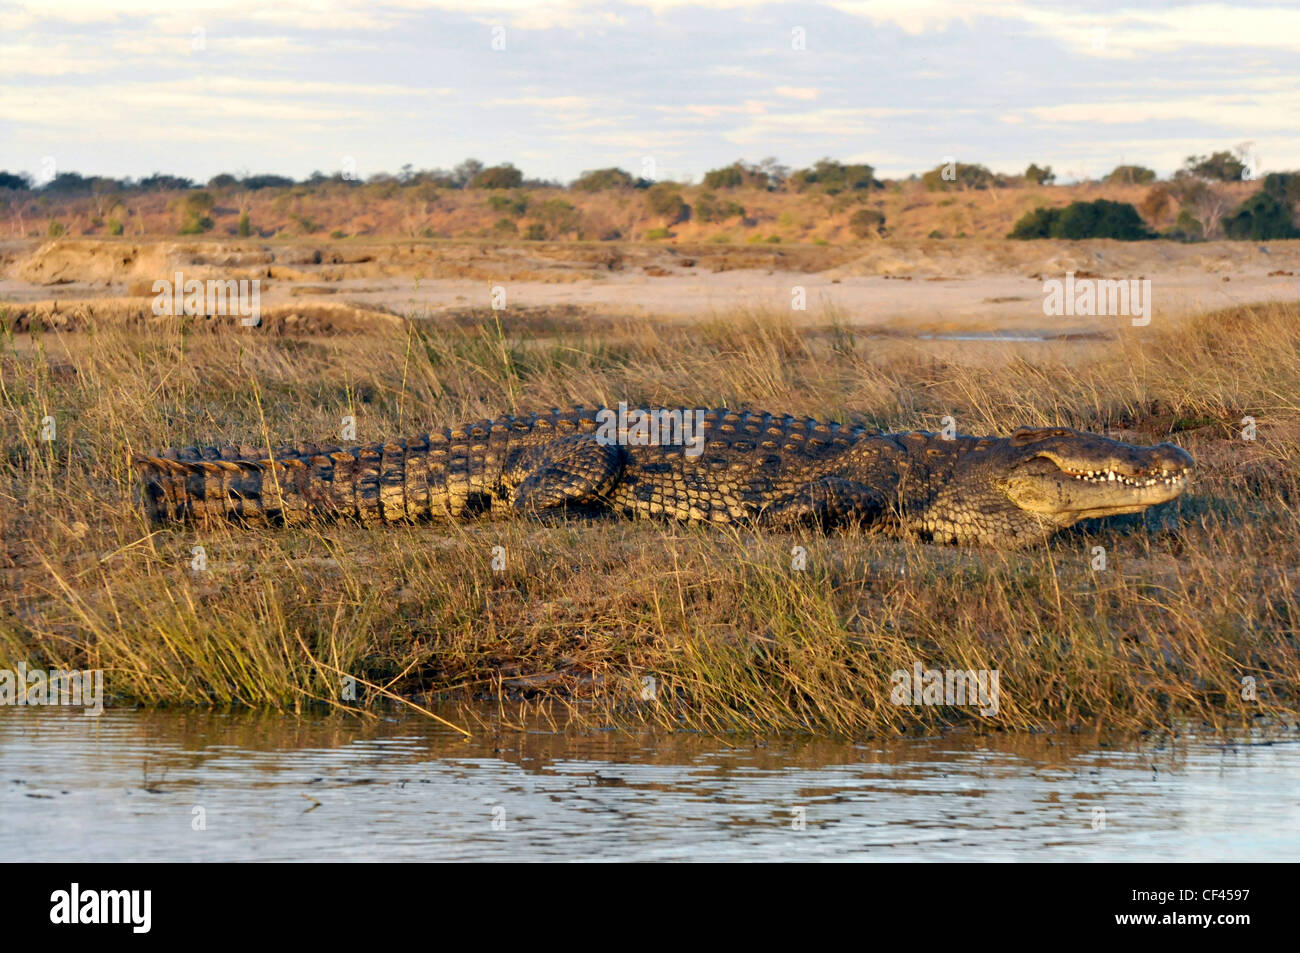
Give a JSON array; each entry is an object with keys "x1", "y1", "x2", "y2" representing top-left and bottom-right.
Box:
[{"x1": 1001, "y1": 444, "x2": 1193, "y2": 525}]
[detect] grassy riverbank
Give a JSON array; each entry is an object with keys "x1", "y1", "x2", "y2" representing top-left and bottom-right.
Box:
[{"x1": 2, "y1": 299, "x2": 1298, "y2": 735}]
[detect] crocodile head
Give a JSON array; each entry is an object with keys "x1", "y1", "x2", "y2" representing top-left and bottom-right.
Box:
[{"x1": 918, "y1": 427, "x2": 1193, "y2": 545}]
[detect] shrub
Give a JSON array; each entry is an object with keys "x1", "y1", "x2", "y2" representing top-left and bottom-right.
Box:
[
  {"x1": 1056, "y1": 200, "x2": 1153, "y2": 239},
  {"x1": 571, "y1": 168, "x2": 636, "y2": 191},
  {"x1": 523, "y1": 223, "x2": 547, "y2": 240},
  {"x1": 702, "y1": 160, "x2": 774, "y2": 190},
  {"x1": 694, "y1": 192, "x2": 745, "y2": 223},
  {"x1": 644, "y1": 227, "x2": 672, "y2": 240},
  {"x1": 788, "y1": 158, "x2": 876, "y2": 194},
  {"x1": 1262, "y1": 172, "x2": 1300, "y2": 209},
  {"x1": 1007, "y1": 207, "x2": 1055, "y2": 239},
  {"x1": 1181, "y1": 151, "x2": 1247, "y2": 182},
  {"x1": 1105, "y1": 165, "x2": 1157, "y2": 185},
  {"x1": 43, "y1": 172, "x2": 94, "y2": 194},
  {"x1": 469, "y1": 164, "x2": 523, "y2": 189},
  {"x1": 922, "y1": 162, "x2": 998, "y2": 191},
  {"x1": 46, "y1": 221, "x2": 66, "y2": 237},
  {"x1": 290, "y1": 213, "x2": 320, "y2": 235},
  {"x1": 237, "y1": 212, "x2": 252, "y2": 237},
  {"x1": 1223, "y1": 192, "x2": 1300, "y2": 240},
  {"x1": 1138, "y1": 186, "x2": 1173, "y2": 223},
  {"x1": 531, "y1": 198, "x2": 582, "y2": 238},
  {"x1": 138, "y1": 173, "x2": 196, "y2": 191},
  {"x1": 493, "y1": 218, "x2": 519, "y2": 235},
  {"x1": 1024, "y1": 163, "x2": 1055, "y2": 185},
  {"x1": 848, "y1": 208, "x2": 886, "y2": 238},
  {"x1": 178, "y1": 191, "x2": 216, "y2": 234},
  {"x1": 1170, "y1": 209, "x2": 1204, "y2": 241},
  {"x1": 487, "y1": 193, "x2": 528, "y2": 217},
  {"x1": 1008, "y1": 199, "x2": 1154, "y2": 240},
  {"x1": 645, "y1": 184, "x2": 689, "y2": 224},
  {"x1": 241, "y1": 174, "x2": 295, "y2": 190},
  {"x1": 702, "y1": 164, "x2": 744, "y2": 189},
  {"x1": 108, "y1": 218, "x2": 125, "y2": 236}
]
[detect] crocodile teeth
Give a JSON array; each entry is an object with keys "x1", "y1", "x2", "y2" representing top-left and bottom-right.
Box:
[{"x1": 1068, "y1": 467, "x2": 1186, "y2": 487}]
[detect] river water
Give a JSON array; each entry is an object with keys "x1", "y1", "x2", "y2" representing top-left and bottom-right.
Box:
[{"x1": 2, "y1": 708, "x2": 1296, "y2": 861}]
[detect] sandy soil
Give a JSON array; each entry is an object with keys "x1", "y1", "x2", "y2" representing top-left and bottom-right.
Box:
[{"x1": 2, "y1": 237, "x2": 1298, "y2": 337}]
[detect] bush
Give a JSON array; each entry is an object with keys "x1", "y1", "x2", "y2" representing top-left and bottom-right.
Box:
[
  {"x1": 1007, "y1": 207, "x2": 1056, "y2": 239},
  {"x1": 178, "y1": 191, "x2": 216, "y2": 234},
  {"x1": 1181, "y1": 151, "x2": 1247, "y2": 182},
  {"x1": 644, "y1": 227, "x2": 672, "y2": 240},
  {"x1": 290, "y1": 213, "x2": 319, "y2": 235},
  {"x1": 1262, "y1": 172, "x2": 1300, "y2": 209},
  {"x1": 1170, "y1": 209, "x2": 1204, "y2": 241},
  {"x1": 469, "y1": 164, "x2": 523, "y2": 189},
  {"x1": 138, "y1": 173, "x2": 196, "y2": 191},
  {"x1": 522, "y1": 223, "x2": 547, "y2": 240},
  {"x1": 108, "y1": 218, "x2": 125, "y2": 236},
  {"x1": 788, "y1": 158, "x2": 876, "y2": 194},
  {"x1": 237, "y1": 212, "x2": 252, "y2": 237},
  {"x1": 848, "y1": 208, "x2": 886, "y2": 238},
  {"x1": 645, "y1": 184, "x2": 689, "y2": 224},
  {"x1": 492, "y1": 218, "x2": 519, "y2": 236},
  {"x1": 42, "y1": 172, "x2": 94, "y2": 194},
  {"x1": 1056, "y1": 200, "x2": 1153, "y2": 239},
  {"x1": 1138, "y1": 186, "x2": 1173, "y2": 223},
  {"x1": 1024, "y1": 163, "x2": 1055, "y2": 185},
  {"x1": 487, "y1": 192, "x2": 528, "y2": 216},
  {"x1": 46, "y1": 221, "x2": 66, "y2": 237},
  {"x1": 922, "y1": 162, "x2": 998, "y2": 191},
  {"x1": 1223, "y1": 192, "x2": 1300, "y2": 240},
  {"x1": 531, "y1": 198, "x2": 582, "y2": 238},
  {"x1": 701, "y1": 160, "x2": 774, "y2": 190},
  {"x1": 695, "y1": 192, "x2": 745, "y2": 223},
  {"x1": 241, "y1": 174, "x2": 295, "y2": 190},
  {"x1": 1009, "y1": 199, "x2": 1154, "y2": 240},
  {"x1": 1105, "y1": 165, "x2": 1157, "y2": 185},
  {"x1": 571, "y1": 168, "x2": 637, "y2": 191},
  {"x1": 702, "y1": 164, "x2": 745, "y2": 189}
]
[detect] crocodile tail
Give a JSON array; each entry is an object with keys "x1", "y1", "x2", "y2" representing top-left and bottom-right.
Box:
[{"x1": 133, "y1": 439, "x2": 436, "y2": 525}]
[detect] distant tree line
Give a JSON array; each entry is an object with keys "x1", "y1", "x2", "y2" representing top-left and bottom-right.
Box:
[
  {"x1": 0, "y1": 148, "x2": 1275, "y2": 198},
  {"x1": 6, "y1": 146, "x2": 1295, "y2": 242}
]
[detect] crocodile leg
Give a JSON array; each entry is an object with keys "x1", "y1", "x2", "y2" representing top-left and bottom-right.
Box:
[
  {"x1": 758, "y1": 477, "x2": 888, "y2": 530},
  {"x1": 505, "y1": 434, "x2": 627, "y2": 514}
]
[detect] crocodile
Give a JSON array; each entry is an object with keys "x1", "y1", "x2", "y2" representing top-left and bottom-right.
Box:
[{"x1": 134, "y1": 406, "x2": 1193, "y2": 547}]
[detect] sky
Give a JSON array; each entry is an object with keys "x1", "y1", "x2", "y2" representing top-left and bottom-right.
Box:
[{"x1": 1, "y1": 0, "x2": 1297, "y2": 185}]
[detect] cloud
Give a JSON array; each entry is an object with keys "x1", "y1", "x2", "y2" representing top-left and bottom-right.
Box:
[{"x1": 3, "y1": 1, "x2": 1297, "y2": 182}]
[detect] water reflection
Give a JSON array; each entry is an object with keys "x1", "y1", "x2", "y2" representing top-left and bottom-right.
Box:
[{"x1": 1, "y1": 709, "x2": 1296, "y2": 861}]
